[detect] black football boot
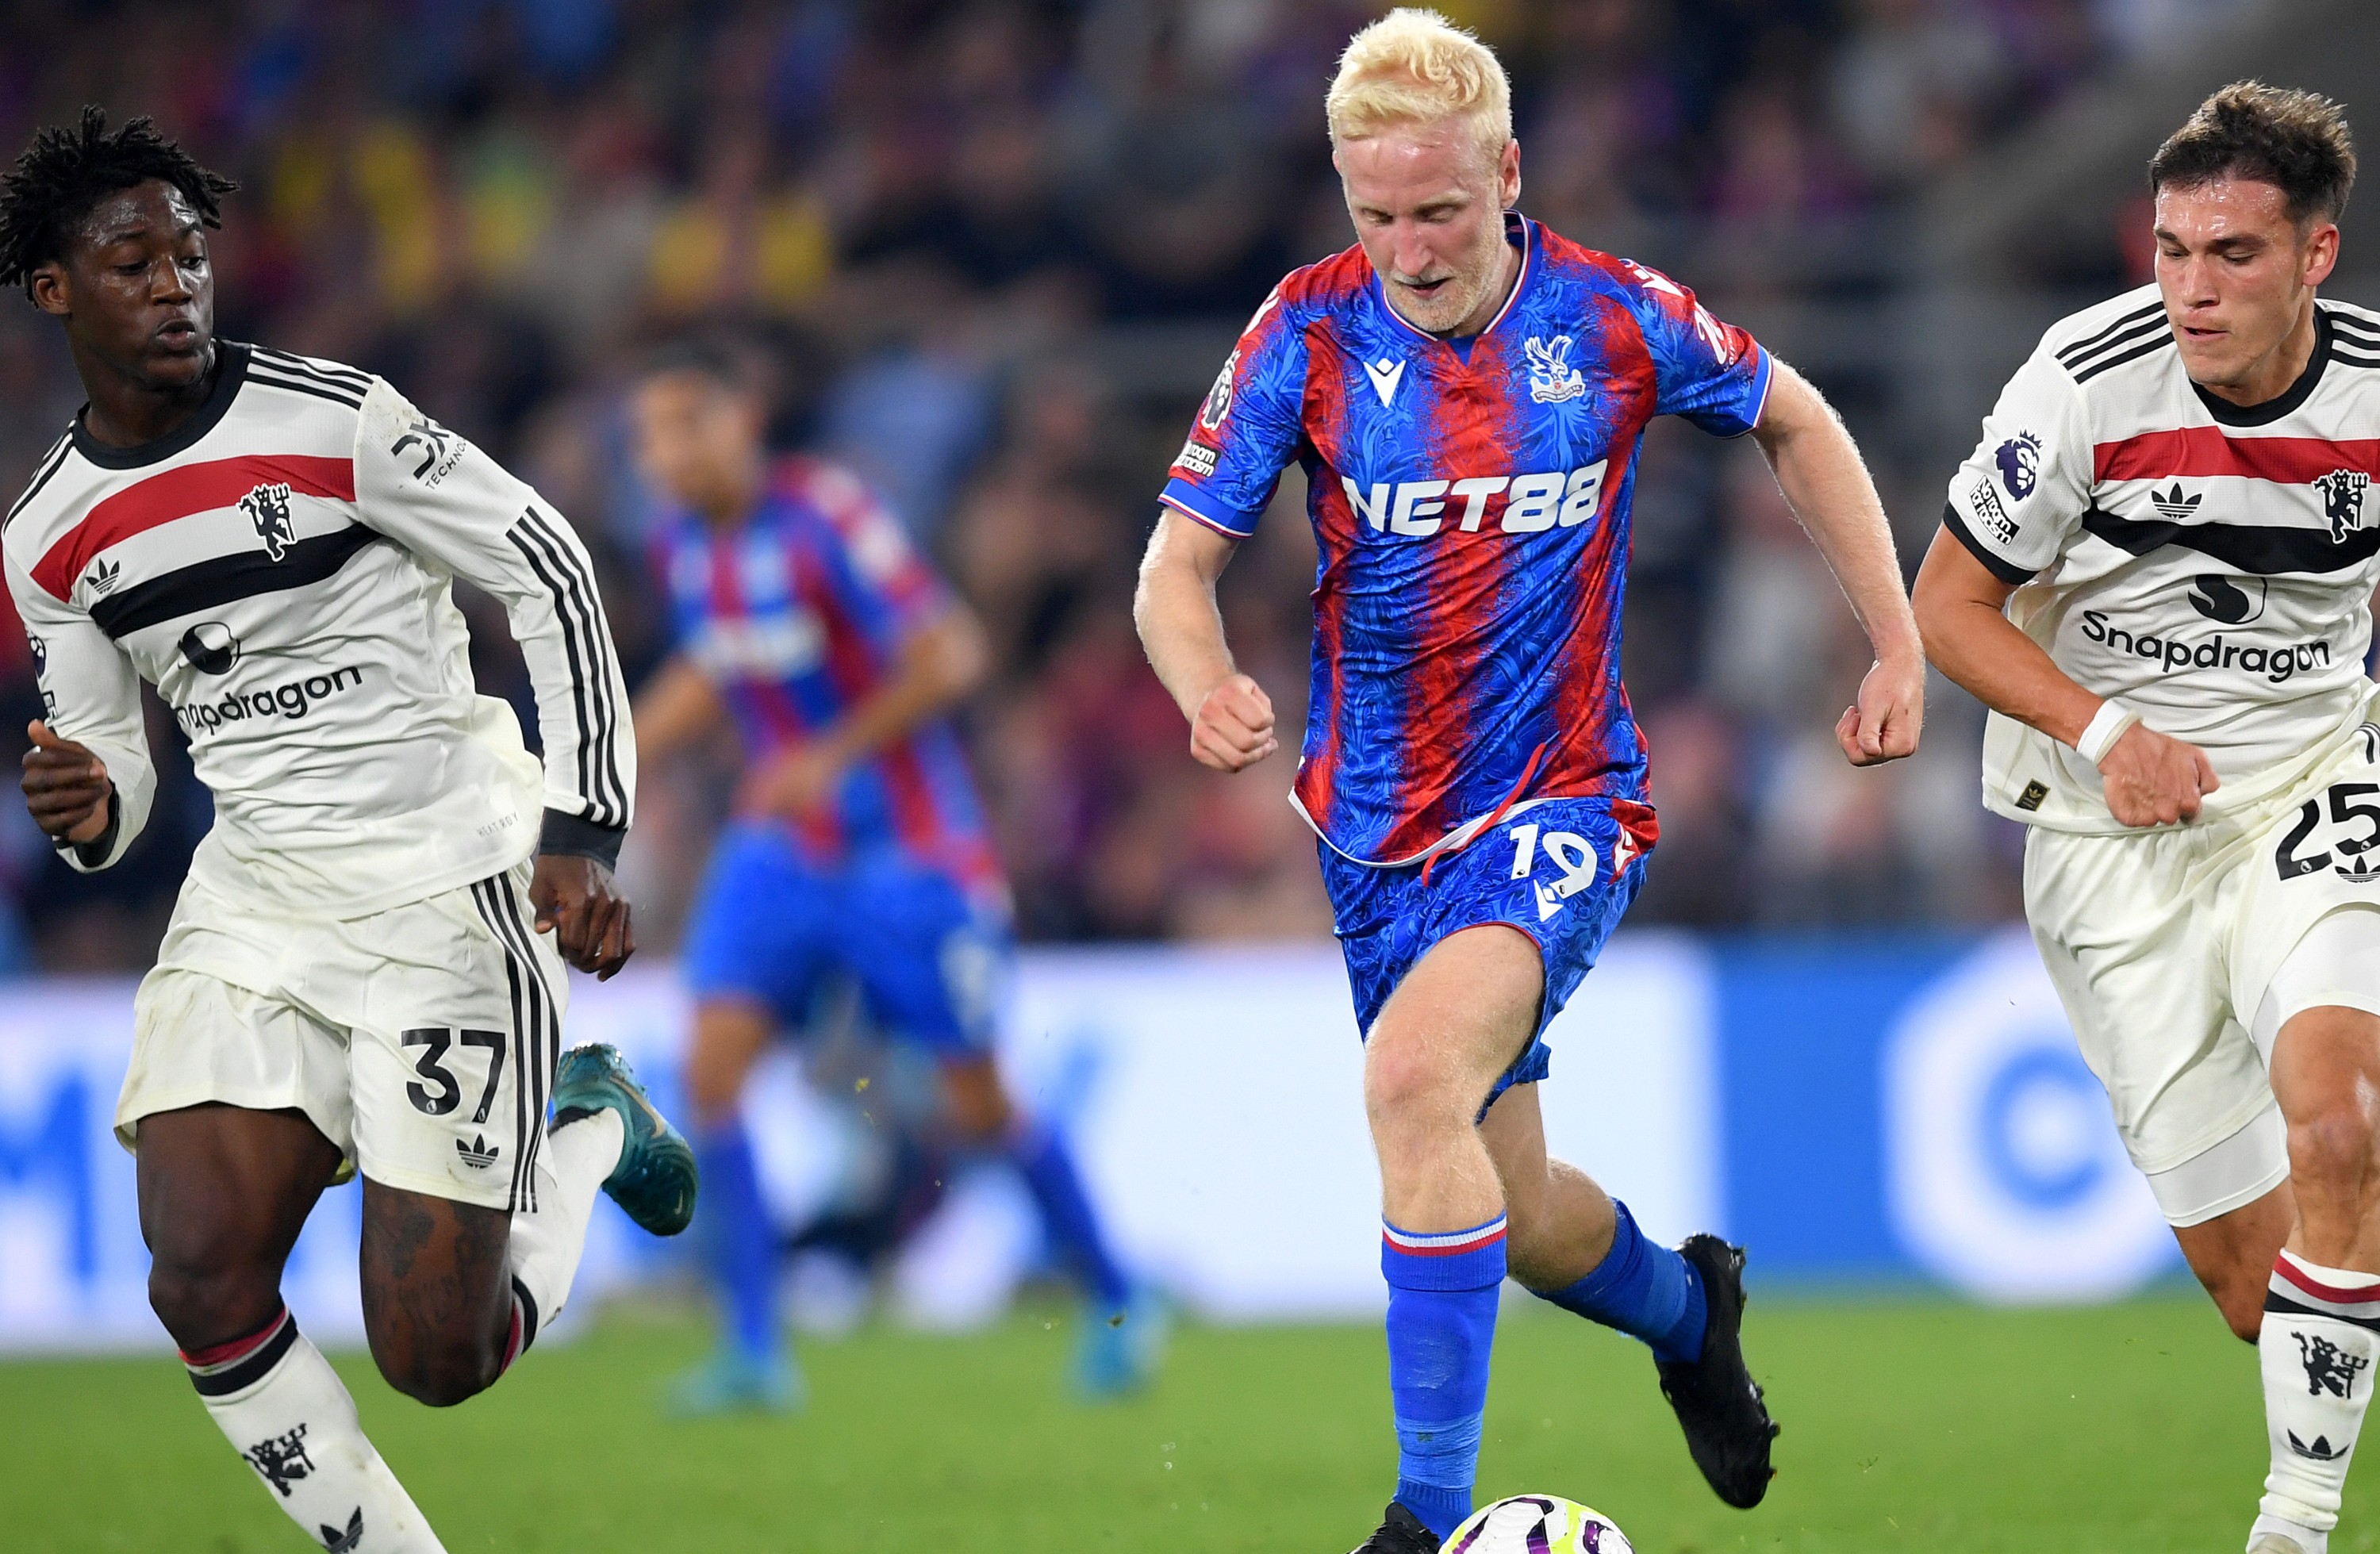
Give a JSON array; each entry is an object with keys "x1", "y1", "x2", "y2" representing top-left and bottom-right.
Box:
[
  {"x1": 1655, "y1": 1234, "x2": 1779, "y2": 1509},
  {"x1": 1348, "y1": 1500, "x2": 1441, "y2": 1554}
]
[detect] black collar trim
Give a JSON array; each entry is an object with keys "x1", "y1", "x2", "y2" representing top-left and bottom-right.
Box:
[
  {"x1": 2192, "y1": 311, "x2": 2330, "y2": 428},
  {"x1": 71, "y1": 341, "x2": 251, "y2": 470}
]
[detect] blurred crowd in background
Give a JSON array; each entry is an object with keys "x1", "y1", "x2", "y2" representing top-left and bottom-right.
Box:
[{"x1": 0, "y1": 0, "x2": 2261, "y2": 972}]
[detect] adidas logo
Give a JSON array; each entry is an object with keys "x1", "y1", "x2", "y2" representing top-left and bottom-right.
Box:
[
  {"x1": 2337, "y1": 852, "x2": 2380, "y2": 884},
  {"x1": 320, "y1": 1508, "x2": 364, "y2": 1552},
  {"x1": 2289, "y1": 1429, "x2": 2347, "y2": 1461},
  {"x1": 455, "y1": 1134, "x2": 501, "y2": 1170},
  {"x1": 84, "y1": 556, "x2": 121, "y2": 594},
  {"x1": 2150, "y1": 483, "x2": 2202, "y2": 524}
]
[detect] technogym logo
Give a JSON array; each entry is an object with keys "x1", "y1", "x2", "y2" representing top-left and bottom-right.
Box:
[
  {"x1": 170, "y1": 665, "x2": 365, "y2": 734},
  {"x1": 2079, "y1": 611, "x2": 2331, "y2": 685}
]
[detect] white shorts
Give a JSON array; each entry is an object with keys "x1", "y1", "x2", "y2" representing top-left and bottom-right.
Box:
[
  {"x1": 119, "y1": 861, "x2": 566, "y2": 1212},
  {"x1": 2025, "y1": 735, "x2": 2380, "y2": 1227}
]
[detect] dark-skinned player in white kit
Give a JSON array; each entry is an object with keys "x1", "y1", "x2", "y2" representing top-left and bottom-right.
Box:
[{"x1": 2, "y1": 109, "x2": 697, "y2": 1552}]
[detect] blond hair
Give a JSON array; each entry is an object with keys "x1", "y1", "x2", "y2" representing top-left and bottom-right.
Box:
[{"x1": 1325, "y1": 9, "x2": 1512, "y2": 163}]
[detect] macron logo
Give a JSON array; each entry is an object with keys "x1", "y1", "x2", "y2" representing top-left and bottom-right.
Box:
[{"x1": 1364, "y1": 355, "x2": 1406, "y2": 408}]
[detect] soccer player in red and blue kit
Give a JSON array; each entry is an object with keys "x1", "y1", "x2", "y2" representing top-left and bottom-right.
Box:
[
  {"x1": 631, "y1": 341, "x2": 1157, "y2": 1412},
  {"x1": 1134, "y1": 13, "x2": 1925, "y2": 1550}
]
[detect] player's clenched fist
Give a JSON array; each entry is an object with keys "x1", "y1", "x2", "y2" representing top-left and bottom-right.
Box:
[
  {"x1": 531, "y1": 854, "x2": 636, "y2": 980},
  {"x1": 2098, "y1": 721, "x2": 2218, "y2": 827},
  {"x1": 1833, "y1": 652, "x2": 1925, "y2": 769},
  {"x1": 21, "y1": 720, "x2": 112, "y2": 843},
  {"x1": 1190, "y1": 673, "x2": 1276, "y2": 773}
]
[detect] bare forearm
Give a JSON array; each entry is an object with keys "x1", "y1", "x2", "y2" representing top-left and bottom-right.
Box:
[
  {"x1": 1918, "y1": 566, "x2": 2218, "y2": 825},
  {"x1": 816, "y1": 611, "x2": 986, "y2": 765},
  {"x1": 1133, "y1": 517, "x2": 1238, "y2": 717},
  {"x1": 1921, "y1": 598, "x2": 2101, "y2": 746},
  {"x1": 631, "y1": 657, "x2": 725, "y2": 765},
  {"x1": 1782, "y1": 463, "x2": 1918, "y2": 658},
  {"x1": 1911, "y1": 534, "x2": 2101, "y2": 747},
  {"x1": 1756, "y1": 369, "x2": 1920, "y2": 659},
  {"x1": 1134, "y1": 511, "x2": 1280, "y2": 770},
  {"x1": 819, "y1": 678, "x2": 956, "y2": 766}
]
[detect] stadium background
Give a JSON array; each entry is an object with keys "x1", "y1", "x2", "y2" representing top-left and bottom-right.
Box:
[{"x1": 6, "y1": 1, "x2": 2380, "y2": 1548}]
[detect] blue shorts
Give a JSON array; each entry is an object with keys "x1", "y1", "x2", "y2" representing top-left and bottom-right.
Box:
[
  {"x1": 1320, "y1": 796, "x2": 1648, "y2": 1103},
  {"x1": 682, "y1": 823, "x2": 1009, "y2": 1056}
]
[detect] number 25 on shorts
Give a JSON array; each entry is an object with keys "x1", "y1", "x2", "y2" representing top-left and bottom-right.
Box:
[{"x1": 2275, "y1": 783, "x2": 2380, "y2": 884}]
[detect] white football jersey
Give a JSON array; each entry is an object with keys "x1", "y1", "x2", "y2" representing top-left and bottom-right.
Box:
[
  {"x1": 1947, "y1": 286, "x2": 2380, "y2": 833},
  {"x1": 3, "y1": 343, "x2": 635, "y2": 915}
]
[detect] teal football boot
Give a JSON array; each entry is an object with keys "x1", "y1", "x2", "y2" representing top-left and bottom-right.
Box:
[
  {"x1": 667, "y1": 1345, "x2": 804, "y2": 1417},
  {"x1": 1075, "y1": 1286, "x2": 1169, "y2": 1399},
  {"x1": 551, "y1": 1044, "x2": 698, "y2": 1237}
]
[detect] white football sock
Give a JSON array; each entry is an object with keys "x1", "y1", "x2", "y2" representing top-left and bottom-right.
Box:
[
  {"x1": 502, "y1": 1108, "x2": 624, "y2": 1356},
  {"x1": 2257, "y1": 1249, "x2": 2380, "y2": 1546},
  {"x1": 184, "y1": 1305, "x2": 446, "y2": 1552}
]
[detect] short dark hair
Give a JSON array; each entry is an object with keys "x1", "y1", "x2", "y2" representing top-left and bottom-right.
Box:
[
  {"x1": 639, "y1": 335, "x2": 766, "y2": 397},
  {"x1": 2149, "y1": 81, "x2": 2356, "y2": 225},
  {"x1": 0, "y1": 106, "x2": 237, "y2": 295}
]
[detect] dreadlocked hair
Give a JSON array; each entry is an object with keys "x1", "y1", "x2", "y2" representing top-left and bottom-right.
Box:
[{"x1": 0, "y1": 106, "x2": 236, "y2": 294}]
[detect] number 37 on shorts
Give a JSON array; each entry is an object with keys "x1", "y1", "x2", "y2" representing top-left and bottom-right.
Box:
[{"x1": 400, "y1": 1028, "x2": 510, "y2": 1124}]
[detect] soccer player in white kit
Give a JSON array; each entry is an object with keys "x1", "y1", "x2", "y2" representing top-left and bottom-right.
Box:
[
  {"x1": 1914, "y1": 84, "x2": 2377, "y2": 1554},
  {"x1": 2, "y1": 112, "x2": 696, "y2": 1552}
]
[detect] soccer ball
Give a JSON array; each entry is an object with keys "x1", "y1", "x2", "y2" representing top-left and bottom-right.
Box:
[{"x1": 1442, "y1": 1495, "x2": 1633, "y2": 1554}]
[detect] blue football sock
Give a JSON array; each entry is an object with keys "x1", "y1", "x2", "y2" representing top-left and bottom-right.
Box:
[
  {"x1": 1011, "y1": 1123, "x2": 1132, "y2": 1308},
  {"x1": 1538, "y1": 1199, "x2": 1706, "y2": 1364},
  {"x1": 1382, "y1": 1214, "x2": 1507, "y2": 1542},
  {"x1": 693, "y1": 1120, "x2": 779, "y2": 1359}
]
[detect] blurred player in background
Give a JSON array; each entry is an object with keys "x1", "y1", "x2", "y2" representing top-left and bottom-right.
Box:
[
  {"x1": 1914, "y1": 84, "x2": 2376, "y2": 1554},
  {"x1": 1134, "y1": 12, "x2": 1923, "y2": 1550},
  {"x1": 630, "y1": 340, "x2": 1159, "y2": 1413},
  {"x1": 1, "y1": 110, "x2": 695, "y2": 1553}
]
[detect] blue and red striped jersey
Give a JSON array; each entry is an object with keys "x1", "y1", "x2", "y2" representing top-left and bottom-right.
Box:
[
  {"x1": 658, "y1": 455, "x2": 998, "y2": 885},
  {"x1": 1159, "y1": 214, "x2": 1772, "y2": 866}
]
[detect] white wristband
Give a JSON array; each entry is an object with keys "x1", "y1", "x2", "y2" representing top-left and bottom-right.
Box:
[{"x1": 2075, "y1": 700, "x2": 2140, "y2": 766}]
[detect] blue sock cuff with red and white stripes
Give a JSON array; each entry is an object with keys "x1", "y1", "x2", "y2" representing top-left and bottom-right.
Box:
[
  {"x1": 1380, "y1": 1214, "x2": 1506, "y2": 1541},
  {"x1": 1381, "y1": 1214, "x2": 1510, "y2": 1291}
]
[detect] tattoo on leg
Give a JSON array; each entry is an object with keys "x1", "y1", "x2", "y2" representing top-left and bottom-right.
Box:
[
  {"x1": 364, "y1": 1195, "x2": 436, "y2": 1283},
  {"x1": 361, "y1": 1190, "x2": 514, "y2": 1400}
]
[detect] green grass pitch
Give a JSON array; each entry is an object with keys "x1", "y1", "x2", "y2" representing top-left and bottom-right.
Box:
[{"x1": 4, "y1": 1291, "x2": 2373, "y2": 1552}]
